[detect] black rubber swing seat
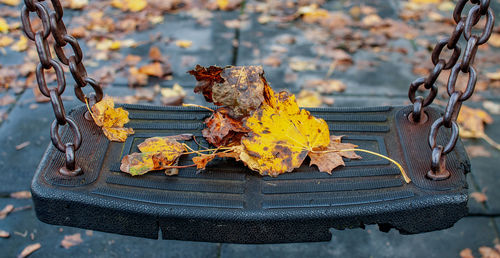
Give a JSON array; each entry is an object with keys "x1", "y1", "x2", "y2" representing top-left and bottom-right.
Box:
[{"x1": 31, "y1": 104, "x2": 470, "y2": 243}]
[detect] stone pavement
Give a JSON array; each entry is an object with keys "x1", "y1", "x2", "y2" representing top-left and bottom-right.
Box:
[{"x1": 1, "y1": 0, "x2": 500, "y2": 257}]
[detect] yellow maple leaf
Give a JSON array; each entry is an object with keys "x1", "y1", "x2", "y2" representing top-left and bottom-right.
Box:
[
  {"x1": 216, "y1": 0, "x2": 229, "y2": 10},
  {"x1": 90, "y1": 95, "x2": 134, "y2": 142},
  {"x1": 239, "y1": 87, "x2": 330, "y2": 176},
  {"x1": 457, "y1": 105, "x2": 493, "y2": 139}
]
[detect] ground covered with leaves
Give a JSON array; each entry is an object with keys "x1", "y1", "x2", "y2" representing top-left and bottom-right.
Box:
[{"x1": 0, "y1": 0, "x2": 499, "y2": 257}]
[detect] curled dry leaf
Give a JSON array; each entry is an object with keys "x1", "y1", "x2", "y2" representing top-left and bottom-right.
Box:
[
  {"x1": 0, "y1": 204, "x2": 14, "y2": 219},
  {"x1": 189, "y1": 65, "x2": 267, "y2": 117},
  {"x1": 120, "y1": 135, "x2": 192, "y2": 176},
  {"x1": 459, "y1": 248, "x2": 474, "y2": 258},
  {"x1": 91, "y1": 96, "x2": 134, "y2": 142},
  {"x1": 309, "y1": 136, "x2": 362, "y2": 174},
  {"x1": 479, "y1": 246, "x2": 500, "y2": 258},
  {"x1": 202, "y1": 107, "x2": 249, "y2": 147}
]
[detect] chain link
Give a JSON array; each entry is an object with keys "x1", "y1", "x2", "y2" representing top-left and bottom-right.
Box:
[
  {"x1": 21, "y1": 0, "x2": 104, "y2": 175},
  {"x1": 408, "y1": 0, "x2": 495, "y2": 180}
]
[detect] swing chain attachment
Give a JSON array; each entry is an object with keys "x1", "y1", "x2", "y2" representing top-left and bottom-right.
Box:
[
  {"x1": 408, "y1": 0, "x2": 495, "y2": 180},
  {"x1": 21, "y1": 0, "x2": 104, "y2": 176}
]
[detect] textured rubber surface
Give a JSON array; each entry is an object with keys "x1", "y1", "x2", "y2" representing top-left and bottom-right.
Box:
[{"x1": 31, "y1": 105, "x2": 470, "y2": 243}]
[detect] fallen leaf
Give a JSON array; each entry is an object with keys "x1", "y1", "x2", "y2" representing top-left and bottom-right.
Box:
[
  {"x1": 466, "y1": 145, "x2": 491, "y2": 158},
  {"x1": 10, "y1": 191, "x2": 32, "y2": 199},
  {"x1": 460, "y1": 248, "x2": 474, "y2": 258},
  {"x1": 202, "y1": 107, "x2": 249, "y2": 147},
  {"x1": 470, "y1": 192, "x2": 487, "y2": 203},
  {"x1": 11, "y1": 35, "x2": 27, "y2": 52},
  {"x1": 138, "y1": 62, "x2": 166, "y2": 77},
  {"x1": 479, "y1": 246, "x2": 500, "y2": 258},
  {"x1": 68, "y1": 0, "x2": 88, "y2": 9},
  {"x1": 0, "y1": 35, "x2": 14, "y2": 47},
  {"x1": 111, "y1": 0, "x2": 147, "y2": 12},
  {"x1": 175, "y1": 40, "x2": 193, "y2": 48},
  {"x1": 0, "y1": 94, "x2": 15, "y2": 106},
  {"x1": 120, "y1": 135, "x2": 191, "y2": 176},
  {"x1": 149, "y1": 46, "x2": 163, "y2": 62},
  {"x1": 15, "y1": 141, "x2": 30, "y2": 150},
  {"x1": 61, "y1": 233, "x2": 83, "y2": 249},
  {"x1": 487, "y1": 70, "x2": 500, "y2": 81},
  {"x1": 0, "y1": 229, "x2": 9, "y2": 238},
  {"x1": 309, "y1": 135, "x2": 362, "y2": 173},
  {"x1": 128, "y1": 67, "x2": 148, "y2": 87},
  {"x1": 296, "y1": 90, "x2": 322, "y2": 108},
  {"x1": 0, "y1": 204, "x2": 14, "y2": 219},
  {"x1": 0, "y1": 0, "x2": 20, "y2": 6},
  {"x1": 18, "y1": 243, "x2": 41, "y2": 258},
  {"x1": 160, "y1": 83, "x2": 186, "y2": 106},
  {"x1": 189, "y1": 65, "x2": 267, "y2": 117},
  {"x1": 239, "y1": 88, "x2": 330, "y2": 176},
  {"x1": 188, "y1": 65, "x2": 224, "y2": 103},
  {"x1": 91, "y1": 95, "x2": 134, "y2": 142},
  {"x1": 303, "y1": 79, "x2": 346, "y2": 93},
  {"x1": 483, "y1": 101, "x2": 500, "y2": 115},
  {"x1": 192, "y1": 154, "x2": 216, "y2": 169},
  {"x1": 289, "y1": 59, "x2": 316, "y2": 72},
  {"x1": 0, "y1": 18, "x2": 8, "y2": 33},
  {"x1": 457, "y1": 105, "x2": 493, "y2": 139},
  {"x1": 489, "y1": 33, "x2": 500, "y2": 48}
]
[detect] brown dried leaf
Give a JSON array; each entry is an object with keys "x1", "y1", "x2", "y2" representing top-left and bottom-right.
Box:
[
  {"x1": 15, "y1": 141, "x2": 30, "y2": 150},
  {"x1": 309, "y1": 135, "x2": 362, "y2": 174},
  {"x1": 466, "y1": 145, "x2": 491, "y2": 158},
  {"x1": 479, "y1": 246, "x2": 500, "y2": 258},
  {"x1": 190, "y1": 65, "x2": 267, "y2": 117},
  {"x1": 470, "y1": 192, "x2": 488, "y2": 203},
  {"x1": 18, "y1": 243, "x2": 41, "y2": 258},
  {"x1": 188, "y1": 65, "x2": 224, "y2": 103},
  {"x1": 60, "y1": 233, "x2": 83, "y2": 249},
  {"x1": 192, "y1": 154, "x2": 216, "y2": 170},
  {"x1": 202, "y1": 107, "x2": 249, "y2": 147},
  {"x1": 459, "y1": 248, "x2": 474, "y2": 258},
  {"x1": 0, "y1": 229, "x2": 9, "y2": 238},
  {"x1": 303, "y1": 79, "x2": 346, "y2": 93},
  {"x1": 10, "y1": 191, "x2": 31, "y2": 199},
  {"x1": 0, "y1": 204, "x2": 14, "y2": 219}
]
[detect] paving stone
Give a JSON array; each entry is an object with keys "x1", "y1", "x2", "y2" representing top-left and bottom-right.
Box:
[
  {"x1": 237, "y1": 1, "x2": 418, "y2": 96},
  {"x1": 221, "y1": 217, "x2": 497, "y2": 258},
  {"x1": 0, "y1": 198, "x2": 219, "y2": 258},
  {"x1": 94, "y1": 11, "x2": 239, "y2": 88}
]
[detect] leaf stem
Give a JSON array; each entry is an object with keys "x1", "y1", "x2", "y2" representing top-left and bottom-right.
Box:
[
  {"x1": 313, "y1": 148, "x2": 411, "y2": 184},
  {"x1": 481, "y1": 134, "x2": 500, "y2": 151},
  {"x1": 182, "y1": 103, "x2": 214, "y2": 112}
]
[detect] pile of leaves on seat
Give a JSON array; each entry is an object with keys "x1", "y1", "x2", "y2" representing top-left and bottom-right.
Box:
[{"x1": 120, "y1": 65, "x2": 407, "y2": 180}]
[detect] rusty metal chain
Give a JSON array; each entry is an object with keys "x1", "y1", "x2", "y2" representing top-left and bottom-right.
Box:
[
  {"x1": 21, "y1": 0, "x2": 104, "y2": 176},
  {"x1": 408, "y1": 0, "x2": 495, "y2": 180}
]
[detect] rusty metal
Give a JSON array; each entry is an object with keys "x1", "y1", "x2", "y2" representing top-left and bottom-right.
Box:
[
  {"x1": 21, "y1": 0, "x2": 103, "y2": 176},
  {"x1": 408, "y1": 0, "x2": 495, "y2": 180}
]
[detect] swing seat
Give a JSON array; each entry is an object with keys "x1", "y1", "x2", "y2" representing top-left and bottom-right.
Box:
[{"x1": 31, "y1": 104, "x2": 470, "y2": 243}]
